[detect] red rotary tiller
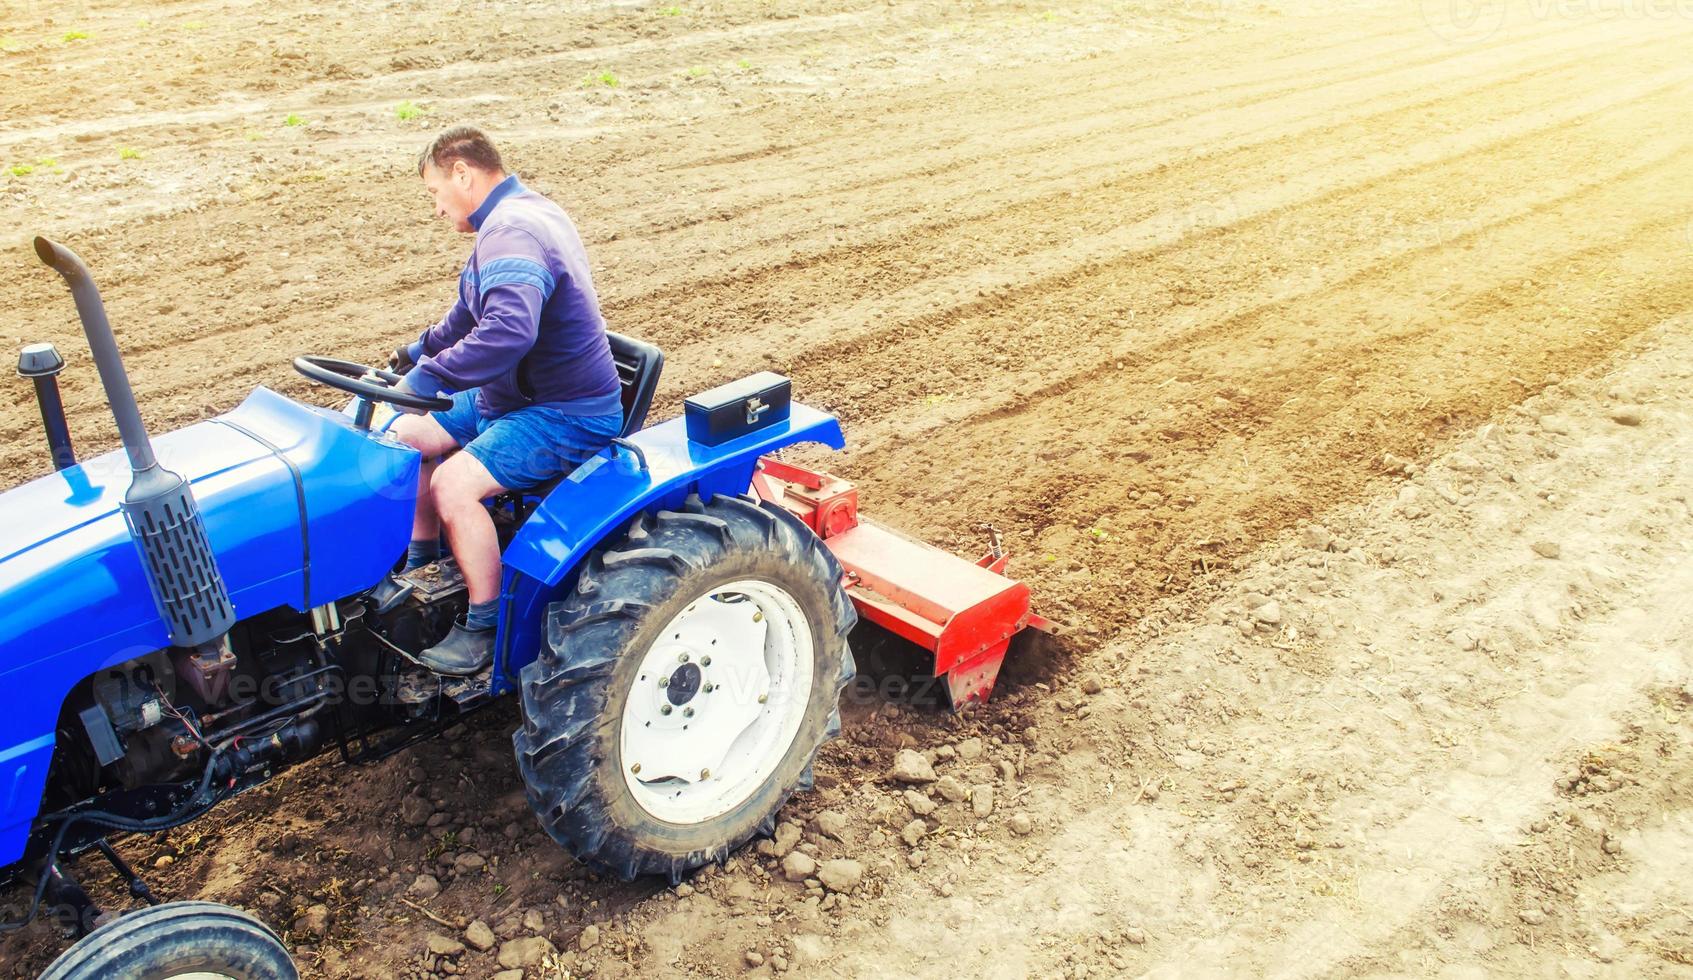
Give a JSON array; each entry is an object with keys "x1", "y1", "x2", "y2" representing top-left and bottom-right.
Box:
[{"x1": 753, "y1": 457, "x2": 1051, "y2": 708}]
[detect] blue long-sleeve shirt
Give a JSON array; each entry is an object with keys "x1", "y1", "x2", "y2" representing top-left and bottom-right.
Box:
[{"x1": 408, "y1": 176, "x2": 621, "y2": 418}]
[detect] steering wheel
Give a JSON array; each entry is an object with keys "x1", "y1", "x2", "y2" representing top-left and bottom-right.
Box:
[{"x1": 293, "y1": 356, "x2": 454, "y2": 428}]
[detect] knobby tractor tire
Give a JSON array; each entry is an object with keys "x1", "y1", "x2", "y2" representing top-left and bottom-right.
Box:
[
  {"x1": 513, "y1": 493, "x2": 856, "y2": 883},
  {"x1": 39, "y1": 900, "x2": 297, "y2": 980}
]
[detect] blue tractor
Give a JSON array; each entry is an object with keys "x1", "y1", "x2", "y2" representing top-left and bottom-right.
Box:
[{"x1": 0, "y1": 239, "x2": 865, "y2": 977}]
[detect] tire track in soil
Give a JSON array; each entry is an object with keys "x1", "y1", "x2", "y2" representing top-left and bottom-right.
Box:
[
  {"x1": 0, "y1": 14, "x2": 1598, "y2": 453},
  {"x1": 598, "y1": 26, "x2": 1684, "y2": 391},
  {"x1": 832, "y1": 318, "x2": 1693, "y2": 980},
  {"x1": 1149, "y1": 357, "x2": 1693, "y2": 977},
  {"x1": 1335, "y1": 696, "x2": 1693, "y2": 976},
  {"x1": 815, "y1": 59, "x2": 1693, "y2": 447},
  {"x1": 6, "y1": 20, "x2": 1688, "y2": 510},
  {"x1": 573, "y1": 16, "x2": 1600, "y2": 294},
  {"x1": 622, "y1": 43, "x2": 1693, "y2": 430},
  {"x1": 597, "y1": 17, "x2": 1571, "y2": 234},
  {"x1": 852, "y1": 184, "x2": 1693, "y2": 640},
  {"x1": 85, "y1": 15, "x2": 1621, "y2": 396},
  {"x1": 0, "y1": 0, "x2": 902, "y2": 143}
]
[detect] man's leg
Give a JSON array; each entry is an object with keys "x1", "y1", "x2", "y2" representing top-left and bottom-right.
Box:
[
  {"x1": 368, "y1": 412, "x2": 465, "y2": 614},
  {"x1": 415, "y1": 405, "x2": 618, "y2": 675},
  {"x1": 430, "y1": 452, "x2": 507, "y2": 607},
  {"x1": 414, "y1": 451, "x2": 506, "y2": 675},
  {"x1": 391, "y1": 413, "x2": 463, "y2": 547}
]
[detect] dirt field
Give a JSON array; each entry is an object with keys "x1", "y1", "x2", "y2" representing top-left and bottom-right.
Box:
[{"x1": 3, "y1": 0, "x2": 1692, "y2": 976}]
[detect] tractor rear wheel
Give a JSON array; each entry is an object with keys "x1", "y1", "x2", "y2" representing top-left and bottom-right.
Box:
[{"x1": 513, "y1": 493, "x2": 856, "y2": 882}]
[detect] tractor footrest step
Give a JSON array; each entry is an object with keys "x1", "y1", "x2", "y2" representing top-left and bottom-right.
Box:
[
  {"x1": 400, "y1": 558, "x2": 466, "y2": 604},
  {"x1": 442, "y1": 668, "x2": 492, "y2": 707},
  {"x1": 395, "y1": 665, "x2": 493, "y2": 709}
]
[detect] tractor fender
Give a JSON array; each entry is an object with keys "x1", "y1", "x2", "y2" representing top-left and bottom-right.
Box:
[{"x1": 493, "y1": 402, "x2": 845, "y2": 690}]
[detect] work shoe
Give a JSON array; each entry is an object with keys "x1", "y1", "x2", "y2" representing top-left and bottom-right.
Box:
[
  {"x1": 367, "y1": 573, "x2": 414, "y2": 614},
  {"x1": 417, "y1": 622, "x2": 494, "y2": 676}
]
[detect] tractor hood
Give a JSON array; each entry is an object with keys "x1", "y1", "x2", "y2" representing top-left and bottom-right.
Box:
[{"x1": 0, "y1": 387, "x2": 420, "y2": 669}]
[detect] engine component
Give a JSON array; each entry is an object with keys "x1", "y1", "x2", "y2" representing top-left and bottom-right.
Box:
[
  {"x1": 170, "y1": 642, "x2": 236, "y2": 706},
  {"x1": 90, "y1": 655, "x2": 171, "y2": 736},
  {"x1": 74, "y1": 708, "x2": 122, "y2": 769}
]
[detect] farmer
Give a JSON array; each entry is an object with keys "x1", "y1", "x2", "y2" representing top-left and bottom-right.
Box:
[{"x1": 371, "y1": 125, "x2": 622, "y2": 675}]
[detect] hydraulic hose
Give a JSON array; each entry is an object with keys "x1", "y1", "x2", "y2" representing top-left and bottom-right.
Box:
[{"x1": 0, "y1": 747, "x2": 233, "y2": 933}]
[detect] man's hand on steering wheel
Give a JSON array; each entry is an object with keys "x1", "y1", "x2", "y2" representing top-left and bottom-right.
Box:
[
  {"x1": 388, "y1": 342, "x2": 418, "y2": 375},
  {"x1": 388, "y1": 375, "x2": 431, "y2": 415}
]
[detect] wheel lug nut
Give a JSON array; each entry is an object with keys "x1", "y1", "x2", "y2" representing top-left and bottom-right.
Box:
[
  {"x1": 683, "y1": 707, "x2": 694, "y2": 718},
  {"x1": 700, "y1": 768, "x2": 710, "y2": 780},
  {"x1": 660, "y1": 704, "x2": 673, "y2": 715},
  {"x1": 659, "y1": 676, "x2": 670, "y2": 687},
  {"x1": 757, "y1": 693, "x2": 768, "y2": 704},
  {"x1": 631, "y1": 763, "x2": 642, "y2": 774},
  {"x1": 701, "y1": 656, "x2": 711, "y2": 666},
  {"x1": 752, "y1": 611, "x2": 764, "y2": 623},
  {"x1": 679, "y1": 652, "x2": 690, "y2": 663}
]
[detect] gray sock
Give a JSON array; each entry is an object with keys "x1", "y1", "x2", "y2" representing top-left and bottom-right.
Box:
[
  {"x1": 464, "y1": 599, "x2": 499, "y2": 633},
  {"x1": 405, "y1": 540, "x2": 441, "y2": 571}
]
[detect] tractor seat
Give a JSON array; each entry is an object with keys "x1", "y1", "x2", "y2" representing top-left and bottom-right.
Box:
[{"x1": 607, "y1": 331, "x2": 664, "y2": 439}]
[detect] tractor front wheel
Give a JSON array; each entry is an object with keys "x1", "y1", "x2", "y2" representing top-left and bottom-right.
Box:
[
  {"x1": 39, "y1": 901, "x2": 297, "y2": 980},
  {"x1": 513, "y1": 494, "x2": 856, "y2": 882}
]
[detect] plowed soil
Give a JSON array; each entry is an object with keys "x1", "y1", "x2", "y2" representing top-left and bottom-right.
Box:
[{"x1": 2, "y1": 0, "x2": 1691, "y2": 977}]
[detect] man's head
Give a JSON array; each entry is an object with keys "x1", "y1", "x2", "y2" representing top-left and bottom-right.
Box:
[{"x1": 418, "y1": 126, "x2": 507, "y2": 233}]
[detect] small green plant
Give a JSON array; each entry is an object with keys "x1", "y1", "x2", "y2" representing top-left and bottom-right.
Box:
[
  {"x1": 61, "y1": 30, "x2": 90, "y2": 42},
  {"x1": 583, "y1": 71, "x2": 620, "y2": 88},
  {"x1": 685, "y1": 65, "x2": 709, "y2": 78},
  {"x1": 118, "y1": 146, "x2": 142, "y2": 160},
  {"x1": 1088, "y1": 526, "x2": 1111, "y2": 541},
  {"x1": 37, "y1": 157, "x2": 61, "y2": 172},
  {"x1": 245, "y1": 129, "x2": 264, "y2": 141},
  {"x1": 735, "y1": 58, "x2": 751, "y2": 69},
  {"x1": 659, "y1": 4, "x2": 683, "y2": 14},
  {"x1": 491, "y1": 882, "x2": 507, "y2": 897},
  {"x1": 182, "y1": 20, "x2": 206, "y2": 30},
  {"x1": 282, "y1": 113, "x2": 305, "y2": 127},
  {"x1": 0, "y1": 36, "x2": 23, "y2": 52},
  {"x1": 9, "y1": 164, "x2": 33, "y2": 177},
  {"x1": 394, "y1": 100, "x2": 422, "y2": 121}
]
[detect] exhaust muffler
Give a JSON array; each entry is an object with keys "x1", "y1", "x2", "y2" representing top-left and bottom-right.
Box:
[{"x1": 34, "y1": 237, "x2": 236, "y2": 647}]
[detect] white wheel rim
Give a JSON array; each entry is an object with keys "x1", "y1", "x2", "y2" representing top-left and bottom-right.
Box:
[{"x1": 620, "y1": 578, "x2": 814, "y2": 825}]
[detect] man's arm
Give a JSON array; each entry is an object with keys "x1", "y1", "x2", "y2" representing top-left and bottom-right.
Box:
[
  {"x1": 412, "y1": 272, "x2": 479, "y2": 361},
  {"x1": 409, "y1": 229, "x2": 556, "y2": 398}
]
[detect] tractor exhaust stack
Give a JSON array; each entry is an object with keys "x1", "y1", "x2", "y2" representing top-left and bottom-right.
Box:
[{"x1": 34, "y1": 237, "x2": 237, "y2": 648}]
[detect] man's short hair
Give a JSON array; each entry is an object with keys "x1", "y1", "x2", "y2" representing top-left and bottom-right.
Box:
[{"x1": 418, "y1": 126, "x2": 505, "y2": 176}]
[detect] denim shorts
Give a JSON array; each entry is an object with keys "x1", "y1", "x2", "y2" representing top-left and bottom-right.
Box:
[{"x1": 433, "y1": 389, "x2": 622, "y2": 491}]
